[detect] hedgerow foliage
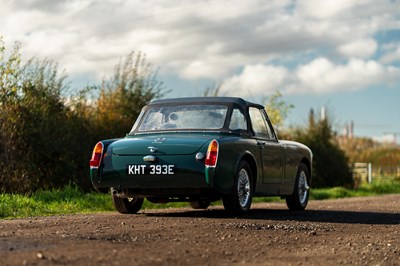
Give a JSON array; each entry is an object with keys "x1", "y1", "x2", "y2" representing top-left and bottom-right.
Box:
[
  {"x1": 0, "y1": 38, "x2": 163, "y2": 193},
  {"x1": 93, "y1": 52, "x2": 164, "y2": 138},
  {"x1": 292, "y1": 109, "x2": 353, "y2": 188}
]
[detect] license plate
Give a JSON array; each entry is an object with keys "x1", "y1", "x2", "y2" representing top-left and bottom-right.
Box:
[{"x1": 127, "y1": 164, "x2": 175, "y2": 175}]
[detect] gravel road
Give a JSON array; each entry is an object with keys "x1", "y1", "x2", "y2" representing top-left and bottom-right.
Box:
[{"x1": 1, "y1": 194, "x2": 399, "y2": 265}]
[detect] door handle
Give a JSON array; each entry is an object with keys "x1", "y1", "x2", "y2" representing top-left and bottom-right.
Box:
[{"x1": 257, "y1": 141, "x2": 266, "y2": 148}]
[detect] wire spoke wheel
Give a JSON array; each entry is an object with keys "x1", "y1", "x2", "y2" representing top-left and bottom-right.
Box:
[
  {"x1": 286, "y1": 163, "x2": 310, "y2": 211},
  {"x1": 222, "y1": 161, "x2": 253, "y2": 215},
  {"x1": 237, "y1": 168, "x2": 251, "y2": 208},
  {"x1": 298, "y1": 170, "x2": 310, "y2": 206}
]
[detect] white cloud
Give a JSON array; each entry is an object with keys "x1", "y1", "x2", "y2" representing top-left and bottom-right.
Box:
[
  {"x1": 220, "y1": 64, "x2": 289, "y2": 97},
  {"x1": 296, "y1": 0, "x2": 358, "y2": 19},
  {"x1": 179, "y1": 52, "x2": 262, "y2": 80},
  {"x1": 220, "y1": 58, "x2": 400, "y2": 96},
  {"x1": 288, "y1": 58, "x2": 397, "y2": 94},
  {"x1": 337, "y1": 38, "x2": 377, "y2": 58},
  {"x1": 380, "y1": 43, "x2": 400, "y2": 64},
  {"x1": 181, "y1": 60, "x2": 228, "y2": 80},
  {"x1": 373, "y1": 134, "x2": 397, "y2": 144},
  {"x1": 0, "y1": 0, "x2": 399, "y2": 94}
]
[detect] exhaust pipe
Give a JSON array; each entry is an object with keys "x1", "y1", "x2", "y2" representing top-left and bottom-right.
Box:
[{"x1": 111, "y1": 188, "x2": 121, "y2": 196}]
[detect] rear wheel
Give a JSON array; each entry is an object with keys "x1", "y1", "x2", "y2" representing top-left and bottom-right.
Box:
[
  {"x1": 112, "y1": 192, "x2": 144, "y2": 214},
  {"x1": 286, "y1": 163, "x2": 310, "y2": 211},
  {"x1": 190, "y1": 199, "x2": 210, "y2": 209},
  {"x1": 222, "y1": 161, "x2": 253, "y2": 215}
]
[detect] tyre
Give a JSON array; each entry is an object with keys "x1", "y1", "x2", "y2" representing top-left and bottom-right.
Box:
[
  {"x1": 112, "y1": 192, "x2": 144, "y2": 214},
  {"x1": 286, "y1": 163, "x2": 310, "y2": 211},
  {"x1": 222, "y1": 161, "x2": 253, "y2": 215},
  {"x1": 190, "y1": 199, "x2": 210, "y2": 209}
]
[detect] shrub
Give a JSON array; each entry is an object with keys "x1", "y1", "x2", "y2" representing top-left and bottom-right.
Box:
[
  {"x1": 292, "y1": 109, "x2": 353, "y2": 188},
  {"x1": 0, "y1": 38, "x2": 163, "y2": 193}
]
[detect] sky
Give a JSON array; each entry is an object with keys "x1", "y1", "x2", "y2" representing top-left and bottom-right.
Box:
[{"x1": 1, "y1": 0, "x2": 400, "y2": 142}]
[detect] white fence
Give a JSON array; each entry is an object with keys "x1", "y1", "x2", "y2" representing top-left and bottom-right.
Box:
[{"x1": 351, "y1": 163, "x2": 400, "y2": 183}]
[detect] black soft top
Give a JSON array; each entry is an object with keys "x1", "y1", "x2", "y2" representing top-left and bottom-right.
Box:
[{"x1": 149, "y1": 97, "x2": 264, "y2": 110}]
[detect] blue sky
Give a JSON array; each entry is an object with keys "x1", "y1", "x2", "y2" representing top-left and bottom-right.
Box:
[{"x1": 1, "y1": 0, "x2": 399, "y2": 141}]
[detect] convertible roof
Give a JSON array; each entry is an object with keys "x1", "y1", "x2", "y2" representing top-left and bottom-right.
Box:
[{"x1": 149, "y1": 97, "x2": 264, "y2": 109}]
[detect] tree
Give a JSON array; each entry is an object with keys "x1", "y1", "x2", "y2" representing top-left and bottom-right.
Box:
[
  {"x1": 0, "y1": 39, "x2": 23, "y2": 191},
  {"x1": 293, "y1": 109, "x2": 353, "y2": 188},
  {"x1": 94, "y1": 52, "x2": 164, "y2": 138},
  {"x1": 0, "y1": 39, "x2": 80, "y2": 192},
  {"x1": 264, "y1": 91, "x2": 294, "y2": 129},
  {"x1": 0, "y1": 38, "x2": 165, "y2": 193},
  {"x1": 202, "y1": 81, "x2": 223, "y2": 97},
  {"x1": 201, "y1": 86, "x2": 293, "y2": 131}
]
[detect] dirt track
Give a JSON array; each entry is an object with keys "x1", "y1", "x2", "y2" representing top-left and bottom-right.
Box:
[{"x1": 1, "y1": 194, "x2": 399, "y2": 266}]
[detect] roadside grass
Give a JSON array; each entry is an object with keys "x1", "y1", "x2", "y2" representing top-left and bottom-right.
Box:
[
  {"x1": 310, "y1": 178, "x2": 400, "y2": 200},
  {"x1": 1, "y1": 179, "x2": 399, "y2": 219},
  {"x1": 0, "y1": 186, "x2": 115, "y2": 219}
]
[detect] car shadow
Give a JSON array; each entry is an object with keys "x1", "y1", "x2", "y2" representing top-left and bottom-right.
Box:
[{"x1": 142, "y1": 208, "x2": 400, "y2": 225}]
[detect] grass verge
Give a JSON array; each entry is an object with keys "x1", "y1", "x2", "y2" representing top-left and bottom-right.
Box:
[
  {"x1": 1, "y1": 180, "x2": 399, "y2": 219},
  {"x1": 310, "y1": 179, "x2": 400, "y2": 200}
]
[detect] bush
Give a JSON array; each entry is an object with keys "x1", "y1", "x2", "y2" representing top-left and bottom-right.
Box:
[
  {"x1": 292, "y1": 109, "x2": 353, "y2": 188},
  {"x1": 0, "y1": 38, "x2": 163, "y2": 193},
  {"x1": 0, "y1": 42, "x2": 85, "y2": 192},
  {"x1": 93, "y1": 51, "x2": 164, "y2": 138}
]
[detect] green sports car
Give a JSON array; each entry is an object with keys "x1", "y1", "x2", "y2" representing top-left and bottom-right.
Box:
[{"x1": 90, "y1": 97, "x2": 312, "y2": 215}]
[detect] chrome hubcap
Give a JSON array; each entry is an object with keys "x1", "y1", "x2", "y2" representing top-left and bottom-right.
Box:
[
  {"x1": 298, "y1": 171, "x2": 310, "y2": 205},
  {"x1": 237, "y1": 168, "x2": 251, "y2": 208}
]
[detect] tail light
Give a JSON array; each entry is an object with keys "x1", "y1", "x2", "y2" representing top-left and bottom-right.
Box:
[
  {"x1": 205, "y1": 139, "x2": 219, "y2": 167},
  {"x1": 90, "y1": 142, "x2": 104, "y2": 168}
]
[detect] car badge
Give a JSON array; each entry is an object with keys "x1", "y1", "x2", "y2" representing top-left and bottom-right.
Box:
[
  {"x1": 148, "y1": 146, "x2": 158, "y2": 153},
  {"x1": 195, "y1": 152, "x2": 205, "y2": 161},
  {"x1": 153, "y1": 137, "x2": 167, "y2": 143},
  {"x1": 143, "y1": 155, "x2": 157, "y2": 162}
]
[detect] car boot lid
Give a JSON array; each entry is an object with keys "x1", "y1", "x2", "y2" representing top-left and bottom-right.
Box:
[{"x1": 111, "y1": 134, "x2": 216, "y2": 156}]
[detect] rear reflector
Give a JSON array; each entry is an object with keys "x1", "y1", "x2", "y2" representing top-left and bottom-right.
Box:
[
  {"x1": 90, "y1": 142, "x2": 104, "y2": 168},
  {"x1": 205, "y1": 139, "x2": 219, "y2": 167}
]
